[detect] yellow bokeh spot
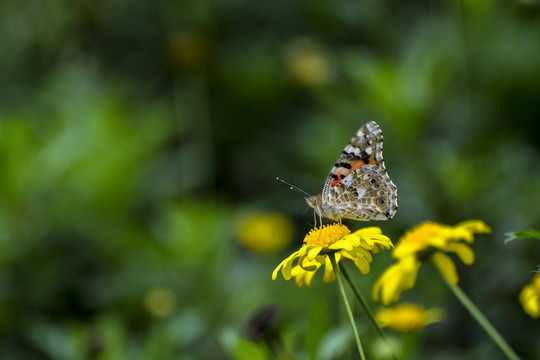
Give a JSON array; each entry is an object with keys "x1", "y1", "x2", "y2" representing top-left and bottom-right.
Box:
[
  {"x1": 167, "y1": 31, "x2": 209, "y2": 68},
  {"x1": 237, "y1": 213, "x2": 294, "y2": 254},
  {"x1": 284, "y1": 38, "x2": 331, "y2": 87},
  {"x1": 143, "y1": 287, "x2": 177, "y2": 317}
]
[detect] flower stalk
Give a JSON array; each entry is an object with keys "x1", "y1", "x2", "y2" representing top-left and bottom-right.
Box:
[
  {"x1": 331, "y1": 255, "x2": 366, "y2": 360},
  {"x1": 434, "y1": 261, "x2": 520, "y2": 360},
  {"x1": 340, "y1": 264, "x2": 399, "y2": 360}
]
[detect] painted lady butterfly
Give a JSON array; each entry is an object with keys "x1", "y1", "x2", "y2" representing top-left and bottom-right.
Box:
[{"x1": 305, "y1": 121, "x2": 398, "y2": 223}]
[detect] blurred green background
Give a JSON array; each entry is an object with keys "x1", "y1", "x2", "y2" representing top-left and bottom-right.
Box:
[{"x1": 1, "y1": 0, "x2": 540, "y2": 359}]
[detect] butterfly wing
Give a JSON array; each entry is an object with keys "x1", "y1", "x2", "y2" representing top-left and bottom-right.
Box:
[{"x1": 320, "y1": 121, "x2": 397, "y2": 221}]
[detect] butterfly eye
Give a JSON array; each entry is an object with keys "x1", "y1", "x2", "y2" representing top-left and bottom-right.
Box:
[{"x1": 377, "y1": 198, "x2": 385, "y2": 205}]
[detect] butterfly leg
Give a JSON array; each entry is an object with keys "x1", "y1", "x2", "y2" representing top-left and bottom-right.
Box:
[{"x1": 316, "y1": 209, "x2": 324, "y2": 241}]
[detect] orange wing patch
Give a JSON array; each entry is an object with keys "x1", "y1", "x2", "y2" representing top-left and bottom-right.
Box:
[{"x1": 330, "y1": 160, "x2": 367, "y2": 187}]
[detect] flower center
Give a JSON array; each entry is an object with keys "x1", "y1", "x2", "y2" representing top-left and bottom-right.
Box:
[{"x1": 303, "y1": 224, "x2": 351, "y2": 246}]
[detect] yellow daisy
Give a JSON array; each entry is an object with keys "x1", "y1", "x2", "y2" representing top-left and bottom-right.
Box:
[
  {"x1": 272, "y1": 224, "x2": 393, "y2": 286},
  {"x1": 375, "y1": 303, "x2": 445, "y2": 332},
  {"x1": 372, "y1": 220, "x2": 490, "y2": 305},
  {"x1": 519, "y1": 274, "x2": 540, "y2": 318}
]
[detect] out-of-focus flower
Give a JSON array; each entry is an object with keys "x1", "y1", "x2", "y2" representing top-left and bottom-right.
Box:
[
  {"x1": 372, "y1": 220, "x2": 490, "y2": 305},
  {"x1": 519, "y1": 274, "x2": 540, "y2": 318},
  {"x1": 237, "y1": 213, "x2": 294, "y2": 254},
  {"x1": 375, "y1": 303, "x2": 445, "y2": 332},
  {"x1": 143, "y1": 286, "x2": 177, "y2": 317},
  {"x1": 167, "y1": 31, "x2": 209, "y2": 69},
  {"x1": 272, "y1": 224, "x2": 393, "y2": 286},
  {"x1": 283, "y1": 38, "x2": 331, "y2": 87},
  {"x1": 243, "y1": 304, "x2": 279, "y2": 341}
]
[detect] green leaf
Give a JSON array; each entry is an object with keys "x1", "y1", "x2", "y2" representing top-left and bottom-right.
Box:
[
  {"x1": 234, "y1": 339, "x2": 269, "y2": 360},
  {"x1": 504, "y1": 229, "x2": 540, "y2": 244}
]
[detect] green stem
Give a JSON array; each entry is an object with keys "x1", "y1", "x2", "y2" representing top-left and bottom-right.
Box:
[
  {"x1": 331, "y1": 255, "x2": 366, "y2": 360},
  {"x1": 434, "y1": 263, "x2": 520, "y2": 360},
  {"x1": 340, "y1": 264, "x2": 399, "y2": 360}
]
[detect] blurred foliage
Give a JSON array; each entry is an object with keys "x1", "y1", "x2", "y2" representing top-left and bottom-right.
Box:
[{"x1": 1, "y1": 0, "x2": 540, "y2": 359}]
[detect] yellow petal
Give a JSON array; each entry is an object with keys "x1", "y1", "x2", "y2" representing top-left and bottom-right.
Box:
[
  {"x1": 445, "y1": 243, "x2": 475, "y2": 265},
  {"x1": 329, "y1": 239, "x2": 353, "y2": 251},
  {"x1": 456, "y1": 220, "x2": 491, "y2": 234},
  {"x1": 294, "y1": 270, "x2": 307, "y2": 287},
  {"x1": 299, "y1": 256, "x2": 319, "y2": 271},
  {"x1": 450, "y1": 220, "x2": 490, "y2": 243},
  {"x1": 432, "y1": 253, "x2": 458, "y2": 284},
  {"x1": 373, "y1": 264, "x2": 405, "y2": 305},
  {"x1": 323, "y1": 256, "x2": 336, "y2": 283},
  {"x1": 400, "y1": 257, "x2": 421, "y2": 289},
  {"x1": 273, "y1": 253, "x2": 296, "y2": 280},
  {"x1": 307, "y1": 246, "x2": 323, "y2": 260},
  {"x1": 429, "y1": 235, "x2": 448, "y2": 248},
  {"x1": 272, "y1": 265, "x2": 281, "y2": 280},
  {"x1": 302, "y1": 267, "x2": 318, "y2": 286},
  {"x1": 343, "y1": 252, "x2": 370, "y2": 274},
  {"x1": 351, "y1": 247, "x2": 373, "y2": 263},
  {"x1": 292, "y1": 265, "x2": 309, "y2": 286}
]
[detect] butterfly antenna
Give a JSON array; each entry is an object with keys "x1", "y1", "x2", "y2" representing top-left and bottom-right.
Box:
[{"x1": 276, "y1": 177, "x2": 312, "y2": 197}]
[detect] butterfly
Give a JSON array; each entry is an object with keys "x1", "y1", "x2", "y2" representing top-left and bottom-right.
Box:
[{"x1": 305, "y1": 121, "x2": 398, "y2": 223}]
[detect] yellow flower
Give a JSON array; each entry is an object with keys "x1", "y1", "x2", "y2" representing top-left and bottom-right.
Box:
[
  {"x1": 372, "y1": 257, "x2": 421, "y2": 305},
  {"x1": 237, "y1": 213, "x2": 294, "y2": 254},
  {"x1": 375, "y1": 303, "x2": 445, "y2": 332},
  {"x1": 272, "y1": 224, "x2": 393, "y2": 286},
  {"x1": 519, "y1": 274, "x2": 540, "y2": 318},
  {"x1": 372, "y1": 220, "x2": 490, "y2": 305}
]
